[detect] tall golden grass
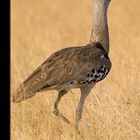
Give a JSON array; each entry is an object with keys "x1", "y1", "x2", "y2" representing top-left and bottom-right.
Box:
[{"x1": 11, "y1": 0, "x2": 140, "y2": 139}]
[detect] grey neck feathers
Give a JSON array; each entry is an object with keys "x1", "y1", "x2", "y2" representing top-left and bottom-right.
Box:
[{"x1": 90, "y1": 0, "x2": 110, "y2": 54}]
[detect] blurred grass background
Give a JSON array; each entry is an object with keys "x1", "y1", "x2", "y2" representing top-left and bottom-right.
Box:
[{"x1": 11, "y1": 0, "x2": 140, "y2": 139}]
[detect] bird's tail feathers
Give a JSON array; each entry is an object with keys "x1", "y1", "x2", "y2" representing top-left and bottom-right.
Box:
[{"x1": 11, "y1": 84, "x2": 36, "y2": 103}]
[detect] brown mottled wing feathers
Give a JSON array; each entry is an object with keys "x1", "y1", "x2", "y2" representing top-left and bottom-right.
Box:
[{"x1": 12, "y1": 43, "x2": 111, "y2": 102}]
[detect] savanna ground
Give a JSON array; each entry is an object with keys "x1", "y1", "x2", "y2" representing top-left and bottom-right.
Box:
[{"x1": 11, "y1": 0, "x2": 140, "y2": 140}]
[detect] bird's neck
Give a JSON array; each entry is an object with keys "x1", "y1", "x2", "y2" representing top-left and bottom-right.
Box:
[{"x1": 90, "y1": 0, "x2": 109, "y2": 54}]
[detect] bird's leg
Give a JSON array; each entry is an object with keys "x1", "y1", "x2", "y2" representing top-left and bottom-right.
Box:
[
  {"x1": 52, "y1": 90, "x2": 67, "y2": 116},
  {"x1": 52, "y1": 90, "x2": 73, "y2": 124},
  {"x1": 74, "y1": 86, "x2": 93, "y2": 135}
]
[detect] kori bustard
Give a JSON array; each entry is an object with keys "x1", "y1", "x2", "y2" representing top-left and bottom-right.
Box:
[{"x1": 12, "y1": 0, "x2": 112, "y2": 133}]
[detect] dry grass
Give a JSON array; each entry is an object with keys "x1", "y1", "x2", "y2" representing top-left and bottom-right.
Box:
[{"x1": 11, "y1": 0, "x2": 140, "y2": 140}]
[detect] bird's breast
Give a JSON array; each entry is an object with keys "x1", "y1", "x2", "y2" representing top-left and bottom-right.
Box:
[{"x1": 79, "y1": 65, "x2": 110, "y2": 85}]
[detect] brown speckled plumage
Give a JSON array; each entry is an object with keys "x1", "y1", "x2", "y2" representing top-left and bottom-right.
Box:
[
  {"x1": 12, "y1": 0, "x2": 112, "y2": 135},
  {"x1": 12, "y1": 42, "x2": 111, "y2": 102}
]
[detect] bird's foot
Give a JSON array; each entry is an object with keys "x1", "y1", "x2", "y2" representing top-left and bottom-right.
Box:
[{"x1": 51, "y1": 107, "x2": 59, "y2": 116}]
